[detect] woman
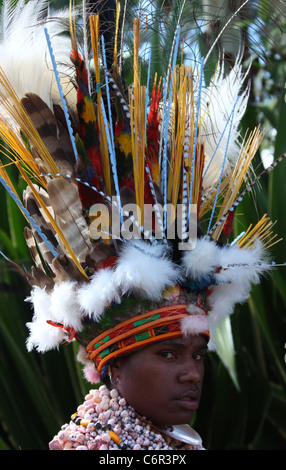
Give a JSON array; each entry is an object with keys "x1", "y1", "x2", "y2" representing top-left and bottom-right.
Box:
[
  {"x1": 49, "y1": 333, "x2": 208, "y2": 450},
  {"x1": 0, "y1": 0, "x2": 283, "y2": 451}
]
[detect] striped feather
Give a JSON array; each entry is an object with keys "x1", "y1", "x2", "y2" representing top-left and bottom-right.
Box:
[
  {"x1": 46, "y1": 177, "x2": 93, "y2": 264},
  {"x1": 21, "y1": 93, "x2": 75, "y2": 177}
]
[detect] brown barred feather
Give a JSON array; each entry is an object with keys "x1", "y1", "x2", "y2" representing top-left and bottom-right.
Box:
[
  {"x1": 24, "y1": 227, "x2": 43, "y2": 269},
  {"x1": 21, "y1": 93, "x2": 75, "y2": 176},
  {"x1": 46, "y1": 178, "x2": 93, "y2": 264},
  {"x1": 51, "y1": 255, "x2": 89, "y2": 284},
  {"x1": 23, "y1": 185, "x2": 62, "y2": 261},
  {"x1": 26, "y1": 265, "x2": 55, "y2": 291}
]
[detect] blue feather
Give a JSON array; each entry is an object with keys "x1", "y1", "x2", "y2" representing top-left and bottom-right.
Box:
[{"x1": 44, "y1": 27, "x2": 78, "y2": 163}]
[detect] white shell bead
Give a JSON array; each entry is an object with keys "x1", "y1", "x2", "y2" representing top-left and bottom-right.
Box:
[
  {"x1": 101, "y1": 433, "x2": 111, "y2": 443},
  {"x1": 110, "y1": 389, "x2": 119, "y2": 398},
  {"x1": 101, "y1": 401, "x2": 109, "y2": 411}
]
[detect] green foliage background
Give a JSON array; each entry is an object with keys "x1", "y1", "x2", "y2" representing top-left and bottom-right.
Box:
[{"x1": 0, "y1": 0, "x2": 286, "y2": 450}]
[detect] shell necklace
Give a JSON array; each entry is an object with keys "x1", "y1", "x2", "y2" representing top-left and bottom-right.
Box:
[{"x1": 49, "y1": 385, "x2": 204, "y2": 450}]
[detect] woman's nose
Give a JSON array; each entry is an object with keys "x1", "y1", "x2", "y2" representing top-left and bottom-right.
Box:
[{"x1": 178, "y1": 359, "x2": 204, "y2": 383}]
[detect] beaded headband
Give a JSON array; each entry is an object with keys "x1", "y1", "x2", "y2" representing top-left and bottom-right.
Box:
[{"x1": 87, "y1": 304, "x2": 210, "y2": 372}]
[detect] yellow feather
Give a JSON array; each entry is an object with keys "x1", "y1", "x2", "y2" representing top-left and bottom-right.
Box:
[
  {"x1": 206, "y1": 127, "x2": 264, "y2": 240},
  {"x1": 0, "y1": 68, "x2": 59, "y2": 178},
  {"x1": 113, "y1": 1, "x2": 121, "y2": 80},
  {"x1": 237, "y1": 214, "x2": 282, "y2": 251},
  {"x1": 129, "y1": 18, "x2": 145, "y2": 226},
  {"x1": 90, "y1": 14, "x2": 111, "y2": 198}
]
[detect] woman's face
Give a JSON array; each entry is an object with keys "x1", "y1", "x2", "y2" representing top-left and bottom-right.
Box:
[{"x1": 111, "y1": 334, "x2": 207, "y2": 427}]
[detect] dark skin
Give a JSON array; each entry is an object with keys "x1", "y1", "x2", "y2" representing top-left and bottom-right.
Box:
[{"x1": 110, "y1": 334, "x2": 208, "y2": 427}]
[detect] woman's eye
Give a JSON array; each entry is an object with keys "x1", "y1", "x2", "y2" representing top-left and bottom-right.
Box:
[
  {"x1": 193, "y1": 353, "x2": 204, "y2": 361},
  {"x1": 159, "y1": 351, "x2": 176, "y2": 360}
]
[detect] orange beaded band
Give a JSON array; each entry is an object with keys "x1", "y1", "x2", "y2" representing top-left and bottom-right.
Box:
[{"x1": 86, "y1": 304, "x2": 209, "y2": 372}]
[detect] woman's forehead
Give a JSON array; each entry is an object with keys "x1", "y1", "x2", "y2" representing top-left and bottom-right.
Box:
[{"x1": 146, "y1": 335, "x2": 208, "y2": 351}]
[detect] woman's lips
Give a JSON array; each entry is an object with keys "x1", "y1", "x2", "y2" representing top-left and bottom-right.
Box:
[{"x1": 173, "y1": 391, "x2": 200, "y2": 410}]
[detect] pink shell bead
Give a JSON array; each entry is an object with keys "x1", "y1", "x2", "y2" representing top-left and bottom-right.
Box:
[
  {"x1": 85, "y1": 399, "x2": 95, "y2": 410},
  {"x1": 49, "y1": 439, "x2": 64, "y2": 450},
  {"x1": 57, "y1": 431, "x2": 67, "y2": 443},
  {"x1": 99, "y1": 444, "x2": 109, "y2": 450}
]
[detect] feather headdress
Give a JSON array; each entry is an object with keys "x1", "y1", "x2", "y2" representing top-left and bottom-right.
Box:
[{"x1": 0, "y1": 0, "x2": 285, "y2": 381}]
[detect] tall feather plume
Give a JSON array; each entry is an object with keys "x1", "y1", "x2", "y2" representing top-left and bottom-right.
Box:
[
  {"x1": 87, "y1": 0, "x2": 118, "y2": 72},
  {"x1": 0, "y1": 48, "x2": 90, "y2": 282},
  {"x1": 0, "y1": 0, "x2": 285, "y2": 368},
  {"x1": 89, "y1": 14, "x2": 112, "y2": 198},
  {"x1": 0, "y1": 0, "x2": 283, "y2": 255},
  {"x1": 69, "y1": 2, "x2": 106, "y2": 210}
]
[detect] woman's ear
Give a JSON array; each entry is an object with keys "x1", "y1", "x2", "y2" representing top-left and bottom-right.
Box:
[{"x1": 108, "y1": 359, "x2": 120, "y2": 388}]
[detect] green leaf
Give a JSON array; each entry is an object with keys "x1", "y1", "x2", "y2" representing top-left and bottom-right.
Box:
[{"x1": 214, "y1": 317, "x2": 240, "y2": 391}]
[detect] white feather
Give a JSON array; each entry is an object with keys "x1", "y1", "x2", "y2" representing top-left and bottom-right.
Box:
[
  {"x1": 26, "y1": 318, "x2": 66, "y2": 352},
  {"x1": 182, "y1": 237, "x2": 219, "y2": 279},
  {"x1": 76, "y1": 345, "x2": 90, "y2": 365},
  {"x1": 180, "y1": 314, "x2": 209, "y2": 337},
  {"x1": 186, "y1": 303, "x2": 206, "y2": 315},
  {"x1": 25, "y1": 285, "x2": 52, "y2": 321},
  {"x1": 77, "y1": 268, "x2": 121, "y2": 320},
  {"x1": 82, "y1": 362, "x2": 101, "y2": 384},
  {"x1": 50, "y1": 281, "x2": 83, "y2": 331},
  {"x1": 200, "y1": 58, "x2": 249, "y2": 190},
  {"x1": 25, "y1": 285, "x2": 67, "y2": 352},
  {"x1": 208, "y1": 242, "x2": 269, "y2": 329},
  {"x1": 0, "y1": 0, "x2": 76, "y2": 109},
  {"x1": 114, "y1": 240, "x2": 181, "y2": 300}
]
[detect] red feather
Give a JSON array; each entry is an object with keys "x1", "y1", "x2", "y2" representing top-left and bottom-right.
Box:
[
  {"x1": 70, "y1": 50, "x2": 104, "y2": 209},
  {"x1": 223, "y1": 209, "x2": 236, "y2": 238},
  {"x1": 146, "y1": 80, "x2": 162, "y2": 186}
]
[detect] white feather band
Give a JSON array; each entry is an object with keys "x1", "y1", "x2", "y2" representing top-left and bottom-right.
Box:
[
  {"x1": 182, "y1": 237, "x2": 220, "y2": 279},
  {"x1": 25, "y1": 238, "x2": 269, "y2": 354},
  {"x1": 182, "y1": 237, "x2": 270, "y2": 332},
  {"x1": 77, "y1": 268, "x2": 121, "y2": 321},
  {"x1": 50, "y1": 281, "x2": 83, "y2": 331},
  {"x1": 113, "y1": 240, "x2": 182, "y2": 300},
  {"x1": 208, "y1": 242, "x2": 269, "y2": 328},
  {"x1": 25, "y1": 241, "x2": 183, "y2": 352},
  {"x1": 180, "y1": 315, "x2": 209, "y2": 337},
  {"x1": 25, "y1": 286, "x2": 67, "y2": 352}
]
